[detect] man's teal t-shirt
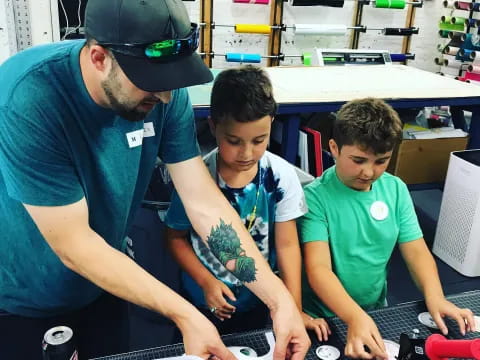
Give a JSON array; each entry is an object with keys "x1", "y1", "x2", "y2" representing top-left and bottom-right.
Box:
[
  {"x1": 298, "y1": 166, "x2": 423, "y2": 318},
  {"x1": 0, "y1": 40, "x2": 200, "y2": 317}
]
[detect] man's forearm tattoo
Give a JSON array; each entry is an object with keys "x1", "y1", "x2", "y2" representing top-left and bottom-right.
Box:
[{"x1": 207, "y1": 219, "x2": 257, "y2": 283}]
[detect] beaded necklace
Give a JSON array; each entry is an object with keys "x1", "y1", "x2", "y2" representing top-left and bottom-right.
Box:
[{"x1": 216, "y1": 156, "x2": 261, "y2": 232}]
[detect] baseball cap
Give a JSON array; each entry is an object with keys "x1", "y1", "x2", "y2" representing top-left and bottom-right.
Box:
[{"x1": 84, "y1": 0, "x2": 213, "y2": 92}]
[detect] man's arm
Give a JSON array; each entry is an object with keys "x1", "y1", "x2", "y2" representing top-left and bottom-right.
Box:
[
  {"x1": 303, "y1": 241, "x2": 386, "y2": 359},
  {"x1": 165, "y1": 226, "x2": 237, "y2": 319},
  {"x1": 167, "y1": 156, "x2": 310, "y2": 360},
  {"x1": 24, "y1": 198, "x2": 234, "y2": 359},
  {"x1": 399, "y1": 239, "x2": 475, "y2": 334}
]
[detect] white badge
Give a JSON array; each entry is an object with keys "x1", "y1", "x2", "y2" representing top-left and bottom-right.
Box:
[
  {"x1": 370, "y1": 201, "x2": 389, "y2": 221},
  {"x1": 143, "y1": 122, "x2": 155, "y2": 137},
  {"x1": 126, "y1": 129, "x2": 144, "y2": 148},
  {"x1": 417, "y1": 311, "x2": 438, "y2": 329},
  {"x1": 316, "y1": 345, "x2": 340, "y2": 360}
]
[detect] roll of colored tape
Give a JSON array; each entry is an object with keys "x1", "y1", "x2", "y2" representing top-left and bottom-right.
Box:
[
  {"x1": 454, "y1": 1, "x2": 471, "y2": 10},
  {"x1": 438, "y1": 30, "x2": 450, "y2": 38},
  {"x1": 460, "y1": 48, "x2": 475, "y2": 60},
  {"x1": 444, "y1": 46, "x2": 460, "y2": 55},
  {"x1": 451, "y1": 16, "x2": 467, "y2": 25},
  {"x1": 468, "y1": 64, "x2": 480, "y2": 73},
  {"x1": 233, "y1": 0, "x2": 269, "y2": 4},
  {"x1": 390, "y1": 54, "x2": 407, "y2": 61},
  {"x1": 302, "y1": 52, "x2": 312, "y2": 66},
  {"x1": 374, "y1": 0, "x2": 406, "y2": 9},
  {"x1": 383, "y1": 27, "x2": 418, "y2": 35},
  {"x1": 444, "y1": 58, "x2": 463, "y2": 69},
  {"x1": 441, "y1": 15, "x2": 452, "y2": 23},
  {"x1": 294, "y1": 24, "x2": 347, "y2": 35},
  {"x1": 225, "y1": 53, "x2": 262, "y2": 63},
  {"x1": 443, "y1": 0, "x2": 454, "y2": 8},
  {"x1": 466, "y1": 18, "x2": 479, "y2": 27},
  {"x1": 390, "y1": 53, "x2": 415, "y2": 61},
  {"x1": 235, "y1": 24, "x2": 271, "y2": 34}
]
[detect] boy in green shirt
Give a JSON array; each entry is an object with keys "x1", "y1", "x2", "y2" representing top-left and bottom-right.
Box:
[{"x1": 299, "y1": 98, "x2": 475, "y2": 360}]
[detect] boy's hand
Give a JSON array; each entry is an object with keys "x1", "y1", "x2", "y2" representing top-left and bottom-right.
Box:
[
  {"x1": 202, "y1": 278, "x2": 237, "y2": 320},
  {"x1": 302, "y1": 312, "x2": 331, "y2": 341},
  {"x1": 426, "y1": 296, "x2": 475, "y2": 335},
  {"x1": 345, "y1": 311, "x2": 387, "y2": 360}
]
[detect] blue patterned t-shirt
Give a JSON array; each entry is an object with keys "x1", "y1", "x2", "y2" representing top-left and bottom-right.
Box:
[{"x1": 165, "y1": 149, "x2": 307, "y2": 311}]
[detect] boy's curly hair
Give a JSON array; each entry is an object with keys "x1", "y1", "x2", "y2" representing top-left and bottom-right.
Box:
[{"x1": 333, "y1": 98, "x2": 403, "y2": 154}]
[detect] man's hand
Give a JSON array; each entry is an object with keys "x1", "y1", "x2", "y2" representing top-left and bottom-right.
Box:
[
  {"x1": 302, "y1": 312, "x2": 331, "y2": 341},
  {"x1": 426, "y1": 296, "x2": 475, "y2": 335},
  {"x1": 271, "y1": 301, "x2": 311, "y2": 360},
  {"x1": 179, "y1": 311, "x2": 236, "y2": 360},
  {"x1": 202, "y1": 278, "x2": 237, "y2": 321},
  {"x1": 344, "y1": 311, "x2": 387, "y2": 360}
]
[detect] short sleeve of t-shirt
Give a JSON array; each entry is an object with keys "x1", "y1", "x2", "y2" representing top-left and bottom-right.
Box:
[
  {"x1": 164, "y1": 189, "x2": 192, "y2": 230},
  {"x1": 0, "y1": 76, "x2": 84, "y2": 206},
  {"x1": 298, "y1": 181, "x2": 329, "y2": 243},
  {"x1": 158, "y1": 88, "x2": 200, "y2": 164},
  {"x1": 396, "y1": 180, "x2": 423, "y2": 243},
  {"x1": 272, "y1": 156, "x2": 308, "y2": 222}
]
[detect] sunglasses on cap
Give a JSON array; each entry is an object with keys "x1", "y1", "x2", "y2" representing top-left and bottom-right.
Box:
[{"x1": 100, "y1": 23, "x2": 199, "y2": 62}]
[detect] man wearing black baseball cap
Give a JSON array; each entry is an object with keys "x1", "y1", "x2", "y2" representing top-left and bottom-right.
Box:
[{"x1": 0, "y1": 0, "x2": 309, "y2": 359}]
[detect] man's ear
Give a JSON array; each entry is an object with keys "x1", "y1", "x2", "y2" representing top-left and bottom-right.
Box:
[
  {"x1": 207, "y1": 116, "x2": 216, "y2": 137},
  {"x1": 329, "y1": 139, "x2": 339, "y2": 159},
  {"x1": 88, "y1": 45, "x2": 112, "y2": 73}
]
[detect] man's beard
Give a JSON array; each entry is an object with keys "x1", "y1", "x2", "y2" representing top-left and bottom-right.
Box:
[{"x1": 101, "y1": 67, "x2": 150, "y2": 122}]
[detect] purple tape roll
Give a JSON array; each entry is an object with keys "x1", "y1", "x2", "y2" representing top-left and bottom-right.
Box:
[{"x1": 233, "y1": 0, "x2": 269, "y2": 3}]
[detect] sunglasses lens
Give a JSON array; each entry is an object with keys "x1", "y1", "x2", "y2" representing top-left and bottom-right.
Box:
[
  {"x1": 109, "y1": 24, "x2": 199, "y2": 60},
  {"x1": 145, "y1": 40, "x2": 179, "y2": 58}
]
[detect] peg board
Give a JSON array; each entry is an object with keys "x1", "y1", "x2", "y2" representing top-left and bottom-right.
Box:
[
  {"x1": 11, "y1": 0, "x2": 31, "y2": 50},
  {"x1": 0, "y1": 0, "x2": 17, "y2": 63}
]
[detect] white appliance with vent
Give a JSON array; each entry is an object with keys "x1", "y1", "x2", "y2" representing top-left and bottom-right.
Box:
[{"x1": 433, "y1": 150, "x2": 480, "y2": 277}]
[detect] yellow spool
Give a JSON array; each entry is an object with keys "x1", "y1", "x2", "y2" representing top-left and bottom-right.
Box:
[{"x1": 235, "y1": 24, "x2": 271, "y2": 34}]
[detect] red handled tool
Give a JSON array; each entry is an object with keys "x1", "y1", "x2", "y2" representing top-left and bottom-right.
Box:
[{"x1": 425, "y1": 334, "x2": 480, "y2": 360}]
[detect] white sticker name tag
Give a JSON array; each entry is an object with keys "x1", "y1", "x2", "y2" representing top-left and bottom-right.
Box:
[
  {"x1": 143, "y1": 122, "x2": 155, "y2": 137},
  {"x1": 126, "y1": 129, "x2": 144, "y2": 148}
]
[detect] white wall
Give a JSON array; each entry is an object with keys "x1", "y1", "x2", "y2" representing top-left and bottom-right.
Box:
[
  {"x1": 1, "y1": 0, "x2": 444, "y2": 72},
  {"x1": 186, "y1": 0, "x2": 442, "y2": 72}
]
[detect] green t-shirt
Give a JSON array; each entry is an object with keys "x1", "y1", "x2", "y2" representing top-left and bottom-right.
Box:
[{"x1": 298, "y1": 166, "x2": 422, "y2": 317}]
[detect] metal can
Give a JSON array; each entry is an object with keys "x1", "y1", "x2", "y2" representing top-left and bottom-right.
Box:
[{"x1": 42, "y1": 326, "x2": 78, "y2": 360}]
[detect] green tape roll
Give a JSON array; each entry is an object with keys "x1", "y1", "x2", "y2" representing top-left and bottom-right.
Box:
[
  {"x1": 302, "y1": 52, "x2": 312, "y2": 66},
  {"x1": 438, "y1": 21, "x2": 464, "y2": 32},
  {"x1": 438, "y1": 30, "x2": 450, "y2": 38},
  {"x1": 374, "y1": 0, "x2": 406, "y2": 9},
  {"x1": 441, "y1": 15, "x2": 452, "y2": 23},
  {"x1": 451, "y1": 16, "x2": 467, "y2": 25}
]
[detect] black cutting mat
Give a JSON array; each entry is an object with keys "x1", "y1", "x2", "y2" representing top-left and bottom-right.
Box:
[
  {"x1": 322, "y1": 290, "x2": 480, "y2": 359},
  {"x1": 93, "y1": 290, "x2": 480, "y2": 360}
]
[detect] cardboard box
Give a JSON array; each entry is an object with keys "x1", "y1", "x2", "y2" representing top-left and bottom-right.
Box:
[{"x1": 387, "y1": 137, "x2": 469, "y2": 184}]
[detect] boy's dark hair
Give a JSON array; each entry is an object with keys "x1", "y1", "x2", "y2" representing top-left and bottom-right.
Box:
[
  {"x1": 333, "y1": 98, "x2": 403, "y2": 154},
  {"x1": 210, "y1": 65, "x2": 277, "y2": 123}
]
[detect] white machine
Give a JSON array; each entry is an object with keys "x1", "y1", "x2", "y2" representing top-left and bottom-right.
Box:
[
  {"x1": 315, "y1": 48, "x2": 393, "y2": 66},
  {"x1": 433, "y1": 150, "x2": 480, "y2": 277}
]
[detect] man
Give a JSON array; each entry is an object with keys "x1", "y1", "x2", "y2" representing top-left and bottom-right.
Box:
[{"x1": 0, "y1": 0, "x2": 310, "y2": 359}]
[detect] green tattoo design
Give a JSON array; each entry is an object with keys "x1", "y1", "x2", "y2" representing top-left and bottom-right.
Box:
[{"x1": 207, "y1": 219, "x2": 257, "y2": 283}]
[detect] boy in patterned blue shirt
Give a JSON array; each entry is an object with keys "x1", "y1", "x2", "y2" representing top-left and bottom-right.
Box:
[{"x1": 165, "y1": 65, "x2": 330, "y2": 340}]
